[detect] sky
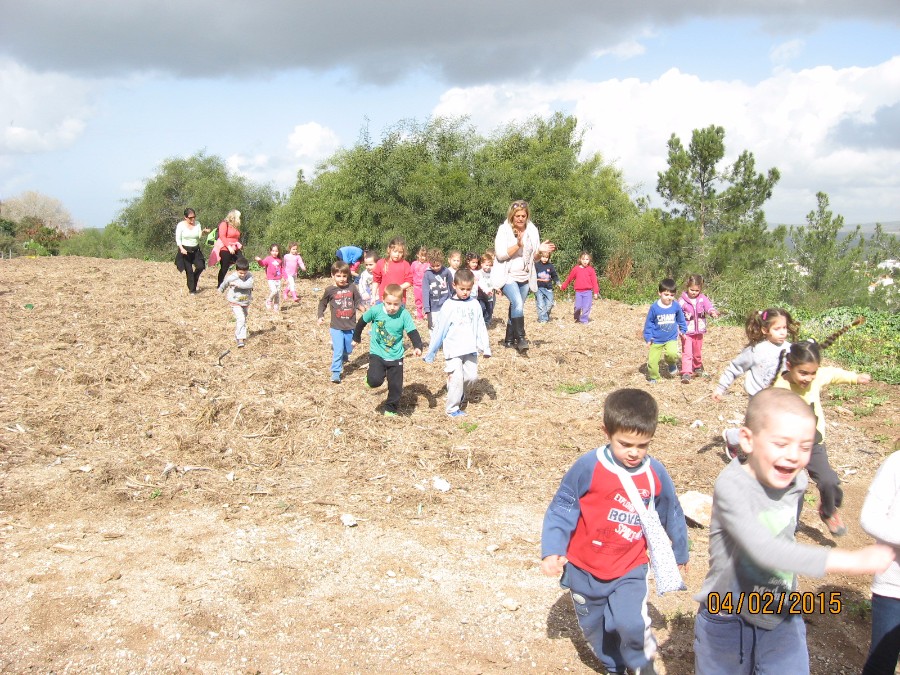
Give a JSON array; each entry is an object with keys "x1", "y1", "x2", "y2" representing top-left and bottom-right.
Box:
[{"x1": 1, "y1": 1, "x2": 899, "y2": 230}]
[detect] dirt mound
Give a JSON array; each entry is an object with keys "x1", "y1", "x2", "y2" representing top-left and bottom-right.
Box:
[{"x1": 0, "y1": 256, "x2": 894, "y2": 673}]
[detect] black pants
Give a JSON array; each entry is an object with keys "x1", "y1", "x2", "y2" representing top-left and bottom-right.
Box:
[
  {"x1": 181, "y1": 246, "x2": 204, "y2": 292},
  {"x1": 478, "y1": 296, "x2": 494, "y2": 324},
  {"x1": 367, "y1": 354, "x2": 405, "y2": 413},
  {"x1": 807, "y1": 443, "x2": 842, "y2": 517},
  {"x1": 217, "y1": 248, "x2": 239, "y2": 288}
]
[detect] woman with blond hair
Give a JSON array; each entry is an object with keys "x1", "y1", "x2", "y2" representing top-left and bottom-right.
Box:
[
  {"x1": 491, "y1": 200, "x2": 555, "y2": 350},
  {"x1": 209, "y1": 209, "x2": 244, "y2": 288}
]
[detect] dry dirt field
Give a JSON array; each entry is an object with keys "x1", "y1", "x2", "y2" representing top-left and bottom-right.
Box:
[{"x1": 0, "y1": 256, "x2": 896, "y2": 674}]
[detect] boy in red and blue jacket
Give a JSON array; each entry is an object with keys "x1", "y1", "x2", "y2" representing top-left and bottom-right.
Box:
[{"x1": 541, "y1": 389, "x2": 688, "y2": 675}]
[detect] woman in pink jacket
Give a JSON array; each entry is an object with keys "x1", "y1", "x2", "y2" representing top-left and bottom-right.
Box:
[{"x1": 209, "y1": 209, "x2": 243, "y2": 288}]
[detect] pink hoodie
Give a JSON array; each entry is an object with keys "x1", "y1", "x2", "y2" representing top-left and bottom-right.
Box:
[{"x1": 678, "y1": 291, "x2": 716, "y2": 335}]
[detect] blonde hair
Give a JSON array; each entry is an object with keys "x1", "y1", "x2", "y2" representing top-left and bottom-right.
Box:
[
  {"x1": 225, "y1": 209, "x2": 241, "y2": 227},
  {"x1": 505, "y1": 200, "x2": 530, "y2": 224}
]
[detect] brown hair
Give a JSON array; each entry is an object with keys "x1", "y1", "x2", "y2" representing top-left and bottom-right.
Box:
[
  {"x1": 745, "y1": 308, "x2": 800, "y2": 345},
  {"x1": 603, "y1": 388, "x2": 658, "y2": 437},
  {"x1": 685, "y1": 274, "x2": 704, "y2": 290}
]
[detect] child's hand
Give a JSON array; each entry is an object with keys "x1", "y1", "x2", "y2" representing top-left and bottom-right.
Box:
[
  {"x1": 412, "y1": 348, "x2": 422, "y2": 357},
  {"x1": 858, "y1": 373, "x2": 872, "y2": 384},
  {"x1": 710, "y1": 310, "x2": 720, "y2": 318},
  {"x1": 711, "y1": 391, "x2": 723, "y2": 402},
  {"x1": 352, "y1": 339, "x2": 360, "y2": 346},
  {"x1": 317, "y1": 317, "x2": 324, "y2": 325},
  {"x1": 646, "y1": 341, "x2": 652, "y2": 347},
  {"x1": 593, "y1": 293, "x2": 600, "y2": 299},
  {"x1": 678, "y1": 563, "x2": 689, "y2": 574},
  {"x1": 540, "y1": 555, "x2": 567, "y2": 577},
  {"x1": 827, "y1": 544, "x2": 894, "y2": 575}
]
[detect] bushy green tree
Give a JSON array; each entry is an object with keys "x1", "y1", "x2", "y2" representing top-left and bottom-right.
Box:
[
  {"x1": 790, "y1": 192, "x2": 866, "y2": 309},
  {"x1": 117, "y1": 152, "x2": 278, "y2": 256},
  {"x1": 268, "y1": 113, "x2": 638, "y2": 275}
]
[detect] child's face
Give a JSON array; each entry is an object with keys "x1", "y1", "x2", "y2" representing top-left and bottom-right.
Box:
[
  {"x1": 417, "y1": 250, "x2": 428, "y2": 263},
  {"x1": 539, "y1": 253, "x2": 550, "y2": 264},
  {"x1": 430, "y1": 260, "x2": 443, "y2": 273},
  {"x1": 236, "y1": 269, "x2": 249, "y2": 280},
  {"x1": 289, "y1": 245, "x2": 298, "y2": 255},
  {"x1": 481, "y1": 261, "x2": 492, "y2": 274},
  {"x1": 467, "y1": 258, "x2": 479, "y2": 270},
  {"x1": 454, "y1": 281, "x2": 474, "y2": 301},
  {"x1": 383, "y1": 294, "x2": 402, "y2": 315},
  {"x1": 333, "y1": 271, "x2": 350, "y2": 287},
  {"x1": 605, "y1": 428, "x2": 653, "y2": 469},
  {"x1": 785, "y1": 360, "x2": 819, "y2": 389},
  {"x1": 658, "y1": 290, "x2": 675, "y2": 306},
  {"x1": 579, "y1": 254, "x2": 591, "y2": 267},
  {"x1": 448, "y1": 254, "x2": 461, "y2": 270},
  {"x1": 740, "y1": 413, "x2": 815, "y2": 490},
  {"x1": 763, "y1": 316, "x2": 788, "y2": 345},
  {"x1": 364, "y1": 257, "x2": 377, "y2": 272},
  {"x1": 389, "y1": 247, "x2": 404, "y2": 262},
  {"x1": 270, "y1": 245, "x2": 280, "y2": 257},
  {"x1": 687, "y1": 285, "x2": 701, "y2": 299}
]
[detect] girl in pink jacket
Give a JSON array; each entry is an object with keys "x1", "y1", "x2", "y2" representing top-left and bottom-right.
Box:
[
  {"x1": 678, "y1": 274, "x2": 718, "y2": 383},
  {"x1": 255, "y1": 244, "x2": 284, "y2": 312}
]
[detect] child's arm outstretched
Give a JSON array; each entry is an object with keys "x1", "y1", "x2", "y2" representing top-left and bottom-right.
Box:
[
  {"x1": 540, "y1": 453, "x2": 595, "y2": 577},
  {"x1": 712, "y1": 346, "x2": 755, "y2": 401}
]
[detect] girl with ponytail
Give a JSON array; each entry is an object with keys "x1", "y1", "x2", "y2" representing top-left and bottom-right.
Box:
[{"x1": 772, "y1": 318, "x2": 870, "y2": 537}]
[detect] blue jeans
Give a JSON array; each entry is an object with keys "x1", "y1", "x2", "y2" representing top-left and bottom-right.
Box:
[
  {"x1": 329, "y1": 328, "x2": 353, "y2": 374},
  {"x1": 561, "y1": 563, "x2": 655, "y2": 673},
  {"x1": 535, "y1": 287, "x2": 554, "y2": 322},
  {"x1": 694, "y1": 607, "x2": 809, "y2": 674},
  {"x1": 864, "y1": 593, "x2": 900, "y2": 675},
  {"x1": 501, "y1": 280, "x2": 530, "y2": 319}
]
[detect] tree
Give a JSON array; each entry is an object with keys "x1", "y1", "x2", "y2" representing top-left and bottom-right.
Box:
[
  {"x1": 117, "y1": 151, "x2": 278, "y2": 254},
  {"x1": 0, "y1": 190, "x2": 75, "y2": 233},
  {"x1": 656, "y1": 125, "x2": 780, "y2": 240},
  {"x1": 790, "y1": 192, "x2": 865, "y2": 306}
]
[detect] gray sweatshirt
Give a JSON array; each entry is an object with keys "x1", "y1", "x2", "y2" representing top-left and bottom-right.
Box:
[
  {"x1": 715, "y1": 340, "x2": 790, "y2": 397},
  {"x1": 218, "y1": 272, "x2": 254, "y2": 306},
  {"x1": 695, "y1": 460, "x2": 828, "y2": 629}
]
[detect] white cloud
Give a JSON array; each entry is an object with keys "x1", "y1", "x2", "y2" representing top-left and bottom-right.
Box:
[
  {"x1": 592, "y1": 39, "x2": 648, "y2": 60},
  {"x1": 433, "y1": 57, "x2": 900, "y2": 224},
  {"x1": 0, "y1": 59, "x2": 94, "y2": 154},
  {"x1": 287, "y1": 122, "x2": 341, "y2": 161},
  {"x1": 770, "y1": 39, "x2": 805, "y2": 66}
]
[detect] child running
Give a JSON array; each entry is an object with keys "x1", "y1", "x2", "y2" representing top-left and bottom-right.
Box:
[
  {"x1": 255, "y1": 244, "x2": 283, "y2": 312},
  {"x1": 678, "y1": 274, "x2": 718, "y2": 383},
  {"x1": 218, "y1": 257, "x2": 254, "y2": 348},
  {"x1": 423, "y1": 269, "x2": 491, "y2": 418},
  {"x1": 560, "y1": 251, "x2": 599, "y2": 323},
  {"x1": 712, "y1": 308, "x2": 798, "y2": 457},
  {"x1": 694, "y1": 388, "x2": 893, "y2": 675},
  {"x1": 353, "y1": 284, "x2": 424, "y2": 417},
  {"x1": 422, "y1": 248, "x2": 454, "y2": 329},
  {"x1": 282, "y1": 242, "x2": 306, "y2": 304},
  {"x1": 317, "y1": 261, "x2": 364, "y2": 384},
  {"x1": 642, "y1": 278, "x2": 687, "y2": 382},
  {"x1": 772, "y1": 322, "x2": 871, "y2": 536},
  {"x1": 534, "y1": 250, "x2": 559, "y2": 323},
  {"x1": 373, "y1": 237, "x2": 413, "y2": 303},
  {"x1": 357, "y1": 250, "x2": 378, "y2": 309},
  {"x1": 411, "y1": 246, "x2": 429, "y2": 320},
  {"x1": 542, "y1": 388, "x2": 688, "y2": 675},
  {"x1": 860, "y1": 451, "x2": 900, "y2": 675}
]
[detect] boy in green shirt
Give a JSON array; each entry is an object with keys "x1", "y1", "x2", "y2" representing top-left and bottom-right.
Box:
[{"x1": 353, "y1": 284, "x2": 424, "y2": 417}]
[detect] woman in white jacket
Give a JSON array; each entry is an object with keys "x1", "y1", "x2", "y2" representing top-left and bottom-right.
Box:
[{"x1": 490, "y1": 200, "x2": 555, "y2": 350}]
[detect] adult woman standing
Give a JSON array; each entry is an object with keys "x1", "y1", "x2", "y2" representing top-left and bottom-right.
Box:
[
  {"x1": 209, "y1": 209, "x2": 244, "y2": 288},
  {"x1": 491, "y1": 200, "x2": 555, "y2": 350},
  {"x1": 174, "y1": 208, "x2": 209, "y2": 294}
]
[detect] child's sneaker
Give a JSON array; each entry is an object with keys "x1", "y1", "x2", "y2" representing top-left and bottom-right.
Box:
[
  {"x1": 819, "y1": 507, "x2": 847, "y2": 536},
  {"x1": 647, "y1": 378, "x2": 658, "y2": 384},
  {"x1": 722, "y1": 430, "x2": 740, "y2": 459},
  {"x1": 331, "y1": 373, "x2": 341, "y2": 384},
  {"x1": 667, "y1": 363, "x2": 678, "y2": 376},
  {"x1": 681, "y1": 373, "x2": 691, "y2": 384},
  {"x1": 447, "y1": 410, "x2": 467, "y2": 418},
  {"x1": 383, "y1": 410, "x2": 398, "y2": 418},
  {"x1": 694, "y1": 367, "x2": 706, "y2": 377},
  {"x1": 573, "y1": 308, "x2": 581, "y2": 322}
]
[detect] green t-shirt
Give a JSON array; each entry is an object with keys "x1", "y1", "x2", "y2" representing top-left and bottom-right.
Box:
[{"x1": 362, "y1": 304, "x2": 417, "y2": 360}]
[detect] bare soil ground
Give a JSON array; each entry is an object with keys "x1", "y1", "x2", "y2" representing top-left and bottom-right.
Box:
[{"x1": 0, "y1": 256, "x2": 896, "y2": 674}]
